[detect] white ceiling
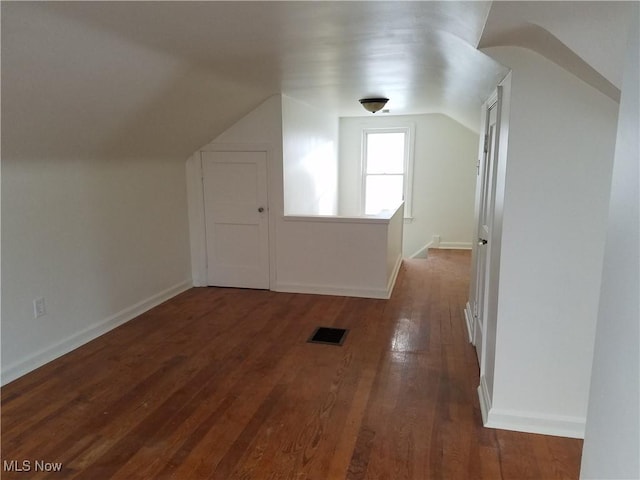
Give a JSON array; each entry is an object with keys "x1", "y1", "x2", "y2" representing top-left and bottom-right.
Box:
[
  {"x1": 480, "y1": 1, "x2": 632, "y2": 101},
  {"x1": 32, "y1": 1, "x2": 508, "y2": 116},
  {"x1": 481, "y1": 1, "x2": 632, "y2": 90},
  {"x1": 1, "y1": 1, "x2": 632, "y2": 160}
]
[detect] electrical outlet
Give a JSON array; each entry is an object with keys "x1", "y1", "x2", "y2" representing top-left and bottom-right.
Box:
[{"x1": 33, "y1": 297, "x2": 46, "y2": 318}]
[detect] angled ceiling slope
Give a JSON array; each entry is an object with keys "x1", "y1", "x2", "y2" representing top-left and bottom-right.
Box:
[
  {"x1": 2, "y1": 1, "x2": 508, "y2": 160},
  {"x1": 480, "y1": 1, "x2": 634, "y2": 102}
]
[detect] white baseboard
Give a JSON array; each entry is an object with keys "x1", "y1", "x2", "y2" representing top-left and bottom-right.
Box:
[
  {"x1": 478, "y1": 375, "x2": 492, "y2": 425},
  {"x1": 477, "y1": 376, "x2": 585, "y2": 439},
  {"x1": 386, "y1": 254, "x2": 403, "y2": 297},
  {"x1": 410, "y1": 241, "x2": 472, "y2": 258},
  {"x1": 275, "y1": 253, "x2": 402, "y2": 300},
  {"x1": 409, "y1": 242, "x2": 432, "y2": 259},
  {"x1": 464, "y1": 302, "x2": 474, "y2": 343},
  {"x1": 484, "y1": 408, "x2": 585, "y2": 439},
  {"x1": 1, "y1": 280, "x2": 192, "y2": 386},
  {"x1": 274, "y1": 282, "x2": 389, "y2": 299},
  {"x1": 276, "y1": 256, "x2": 402, "y2": 300},
  {"x1": 437, "y1": 242, "x2": 473, "y2": 250}
]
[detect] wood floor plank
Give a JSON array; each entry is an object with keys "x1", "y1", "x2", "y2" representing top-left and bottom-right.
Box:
[{"x1": 1, "y1": 250, "x2": 583, "y2": 479}]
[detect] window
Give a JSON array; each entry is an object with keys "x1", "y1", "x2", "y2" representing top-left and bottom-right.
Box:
[{"x1": 362, "y1": 126, "x2": 413, "y2": 217}]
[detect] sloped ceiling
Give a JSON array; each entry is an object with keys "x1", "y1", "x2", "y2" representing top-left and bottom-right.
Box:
[
  {"x1": 2, "y1": 2, "x2": 631, "y2": 162},
  {"x1": 478, "y1": 1, "x2": 637, "y2": 90},
  {"x1": 2, "y1": 1, "x2": 507, "y2": 160},
  {"x1": 480, "y1": 1, "x2": 633, "y2": 101}
]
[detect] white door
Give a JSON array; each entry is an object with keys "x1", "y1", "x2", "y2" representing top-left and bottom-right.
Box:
[
  {"x1": 472, "y1": 96, "x2": 499, "y2": 366},
  {"x1": 202, "y1": 151, "x2": 269, "y2": 289}
]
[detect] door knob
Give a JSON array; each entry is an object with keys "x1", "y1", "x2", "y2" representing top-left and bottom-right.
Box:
[
  {"x1": 258, "y1": 207, "x2": 265, "y2": 213},
  {"x1": 478, "y1": 238, "x2": 488, "y2": 245}
]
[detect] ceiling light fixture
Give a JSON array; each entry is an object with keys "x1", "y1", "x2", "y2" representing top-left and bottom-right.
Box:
[{"x1": 359, "y1": 97, "x2": 389, "y2": 114}]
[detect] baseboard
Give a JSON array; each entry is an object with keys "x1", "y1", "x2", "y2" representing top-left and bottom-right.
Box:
[
  {"x1": 386, "y1": 254, "x2": 403, "y2": 298},
  {"x1": 276, "y1": 255, "x2": 402, "y2": 300},
  {"x1": 484, "y1": 408, "x2": 585, "y2": 439},
  {"x1": 477, "y1": 378, "x2": 586, "y2": 439},
  {"x1": 478, "y1": 375, "x2": 492, "y2": 425},
  {"x1": 464, "y1": 302, "x2": 474, "y2": 343},
  {"x1": 409, "y1": 242, "x2": 432, "y2": 259},
  {"x1": 437, "y1": 242, "x2": 472, "y2": 250},
  {"x1": 411, "y1": 241, "x2": 472, "y2": 258},
  {"x1": 275, "y1": 281, "x2": 390, "y2": 299},
  {"x1": 1, "y1": 280, "x2": 192, "y2": 386}
]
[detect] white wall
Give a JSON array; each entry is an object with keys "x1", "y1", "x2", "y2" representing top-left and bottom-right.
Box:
[
  {"x1": 189, "y1": 95, "x2": 402, "y2": 299},
  {"x1": 480, "y1": 46, "x2": 619, "y2": 437},
  {"x1": 189, "y1": 95, "x2": 284, "y2": 288},
  {"x1": 209, "y1": 95, "x2": 284, "y2": 148},
  {"x1": 339, "y1": 114, "x2": 478, "y2": 257},
  {"x1": 2, "y1": 156, "x2": 192, "y2": 384},
  {"x1": 276, "y1": 205, "x2": 403, "y2": 299},
  {"x1": 581, "y1": 11, "x2": 639, "y2": 478},
  {"x1": 281, "y1": 96, "x2": 338, "y2": 215}
]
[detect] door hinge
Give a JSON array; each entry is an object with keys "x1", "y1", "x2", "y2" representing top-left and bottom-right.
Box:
[{"x1": 483, "y1": 134, "x2": 489, "y2": 153}]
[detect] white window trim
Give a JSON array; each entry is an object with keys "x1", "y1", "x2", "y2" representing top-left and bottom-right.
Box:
[{"x1": 361, "y1": 125, "x2": 415, "y2": 219}]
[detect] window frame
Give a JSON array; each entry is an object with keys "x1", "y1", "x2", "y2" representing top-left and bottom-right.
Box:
[{"x1": 361, "y1": 125, "x2": 415, "y2": 218}]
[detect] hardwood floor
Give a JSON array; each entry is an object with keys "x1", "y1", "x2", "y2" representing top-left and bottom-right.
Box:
[{"x1": 1, "y1": 250, "x2": 583, "y2": 479}]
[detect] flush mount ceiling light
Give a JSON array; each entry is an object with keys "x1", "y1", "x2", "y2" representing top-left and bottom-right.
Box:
[{"x1": 359, "y1": 97, "x2": 389, "y2": 114}]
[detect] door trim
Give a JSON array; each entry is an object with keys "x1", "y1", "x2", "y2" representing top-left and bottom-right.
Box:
[
  {"x1": 469, "y1": 72, "x2": 512, "y2": 425},
  {"x1": 467, "y1": 91, "x2": 499, "y2": 345},
  {"x1": 468, "y1": 87, "x2": 502, "y2": 373},
  {"x1": 186, "y1": 143, "x2": 276, "y2": 289},
  {"x1": 464, "y1": 302, "x2": 474, "y2": 343}
]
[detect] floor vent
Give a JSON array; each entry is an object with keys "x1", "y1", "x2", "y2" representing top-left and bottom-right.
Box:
[{"x1": 307, "y1": 327, "x2": 348, "y2": 346}]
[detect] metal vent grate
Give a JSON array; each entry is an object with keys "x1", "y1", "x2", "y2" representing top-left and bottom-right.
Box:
[{"x1": 307, "y1": 327, "x2": 348, "y2": 346}]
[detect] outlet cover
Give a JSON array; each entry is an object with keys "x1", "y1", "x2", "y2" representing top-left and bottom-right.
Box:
[{"x1": 33, "y1": 297, "x2": 46, "y2": 318}]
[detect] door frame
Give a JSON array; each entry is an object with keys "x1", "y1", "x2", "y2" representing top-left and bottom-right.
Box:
[
  {"x1": 466, "y1": 87, "x2": 501, "y2": 368},
  {"x1": 186, "y1": 143, "x2": 277, "y2": 289},
  {"x1": 466, "y1": 74, "x2": 512, "y2": 425}
]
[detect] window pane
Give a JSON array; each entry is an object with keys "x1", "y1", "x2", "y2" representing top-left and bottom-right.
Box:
[
  {"x1": 365, "y1": 175, "x2": 403, "y2": 214},
  {"x1": 366, "y1": 132, "x2": 405, "y2": 174}
]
